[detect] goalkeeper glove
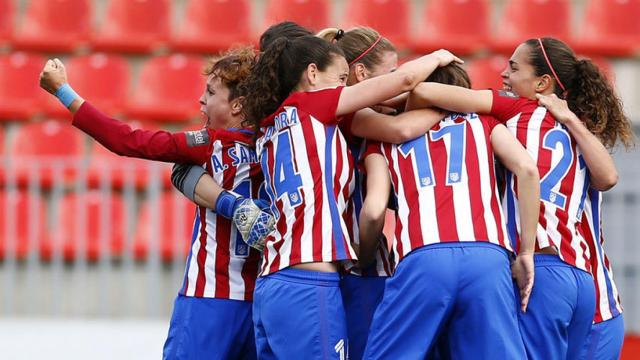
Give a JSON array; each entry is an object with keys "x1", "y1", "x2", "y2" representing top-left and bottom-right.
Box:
[{"x1": 216, "y1": 190, "x2": 275, "y2": 252}]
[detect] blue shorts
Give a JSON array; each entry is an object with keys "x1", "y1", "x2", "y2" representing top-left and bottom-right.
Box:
[
  {"x1": 363, "y1": 242, "x2": 525, "y2": 359},
  {"x1": 518, "y1": 254, "x2": 596, "y2": 360},
  {"x1": 580, "y1": 314, "x2": 625, "y2": 360},
  {"x1": 340, "y1": 273, "x2": 387, "y2": 360},
  {"x1": 163, "y1": 295, "x2": 256, "y2": 360},
  {"x1": 253, "y1": 268, "x2": 348, "y2": 359}
]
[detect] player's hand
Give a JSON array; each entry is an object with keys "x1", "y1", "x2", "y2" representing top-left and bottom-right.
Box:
[
  {"x1": 39, "y1": 58, "x2": 68, "y2": 95},
  {"x1": 232, "y1": 199, "x2": 275, "y2": 252},
  {"x1": 431, "y1": 49, "x2": 464, "y2": 67},
  {"x1": 536, "y1": 93, "x2": 578, "y2": 126},
  {"x1": 511, "y1": 253, "x2": 534, "y2": 313}
]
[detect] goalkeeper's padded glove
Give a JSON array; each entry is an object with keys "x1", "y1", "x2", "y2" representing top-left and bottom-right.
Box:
[
  {"x1": 215, "y1": 190, "x2": 275, "y2": 252},
  {"x1": 171, "y1": 163, "x2": 207, "y2": 202}
]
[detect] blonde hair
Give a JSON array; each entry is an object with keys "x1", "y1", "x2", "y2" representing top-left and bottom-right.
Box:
[{"x1": 316, "y1": 27, "x2": 396, "y2": 69}]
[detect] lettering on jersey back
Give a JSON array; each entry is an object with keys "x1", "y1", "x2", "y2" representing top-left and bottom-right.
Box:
[{"x1": 228, "y1": 143, "x2": 258, "y2": 167}]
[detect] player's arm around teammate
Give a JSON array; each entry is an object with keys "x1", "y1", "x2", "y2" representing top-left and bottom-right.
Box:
[
  {"x1": 406, "y1": 37, "x2": 633, "y2": 360},
  {"x1": 241, "y1": 34, "x2": 462, "y2": 359}
]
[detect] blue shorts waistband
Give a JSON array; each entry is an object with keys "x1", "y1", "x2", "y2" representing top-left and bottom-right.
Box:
[
  {"x1": 533, "y1": 254, "x2": 572, "y2": 267},
  {"x1": 411, "y1": 241, "x2": 510, "y2": 257},
  {"x1": 262, "y1": 267, "x2": 341, "y2": 287}
]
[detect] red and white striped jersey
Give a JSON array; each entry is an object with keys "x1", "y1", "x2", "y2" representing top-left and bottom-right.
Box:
[
  {"x1": 365, "y1": 112, "x2": 511, "y2": 263},
  {"x1": 73, "y1": 102, "x2": 263, "y2": 301},
  {"x1": 339, "y1": 117, "x2": 394, "y2": 277},
  {"x1": 256, "y1": 87, "x2": 357, "y2": 276},
  {"x1": 581, "y1": 189, "x2": 623, "y2": 323},
  {"x1": 491, "y1": 90, "x2": 591, "y2": 272}
]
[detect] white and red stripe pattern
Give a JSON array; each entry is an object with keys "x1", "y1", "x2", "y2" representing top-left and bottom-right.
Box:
[
  {"x1": 492, "y1": 90, "x2": 591, "y2": 272},
  {"x1": 256, "y1": 88, "x2": 357, "y2": 276},
  {"x1": 581, "y1": 189, "x2": 623, "y2": 323},
  {"x1": 180, "y1": 129, "x2": 263, "y2": 301},
  {"x1": 340, "y1": 119, "x2": 394, "y2": 277},
  {"x1": 368, "y1": 113, "x2": 511, "y2": 263}
]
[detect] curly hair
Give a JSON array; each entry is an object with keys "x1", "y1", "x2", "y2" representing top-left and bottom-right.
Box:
[
  {"x1": 204, "y1": 46, "x2": 257, "y2": 101},
  {"x1": 241, "y1": 35, "x2": 344, "y2": 133},
  {"x1": 525, "y1": 38, "x2": 634, "y2": 149}
]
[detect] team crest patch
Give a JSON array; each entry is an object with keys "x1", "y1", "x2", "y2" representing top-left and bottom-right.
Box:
[
  {"x1": 498, "y1": 90, "x2": 518, "y2": 98},
  {"x1": 185, "y1": 129, "x2": 210, "y2": 147}
]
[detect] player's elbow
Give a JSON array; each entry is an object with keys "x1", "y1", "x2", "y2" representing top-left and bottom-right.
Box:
[
  {"x1": 396, "y1": 71, "x2": 419, "y2": 93},
  {"x1": 515, "y1": 159, "x2": 539, "y2": 183},
  {"x1": 361, "y1": 198, "x2": 387, "y2": 225},
  {"x1": 591, "y1": 171, "x2": 618, "y2": 191}
]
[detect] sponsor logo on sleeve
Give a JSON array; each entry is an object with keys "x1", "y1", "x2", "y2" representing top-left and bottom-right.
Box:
[
  {"x1": 186, "y1": 129, "x2": 210, "y2": 147},
  {"x1": 498, "y1": 90, "x2": 518, "y2": 98}
]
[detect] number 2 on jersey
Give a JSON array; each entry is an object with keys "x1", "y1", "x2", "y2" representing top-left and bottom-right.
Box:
[
  {"x1": 539, "y1": 128, "x2": 573, "y2": 209},
  {"x1": 398, "y1": 122, "x2": 466, "y2": 187}
]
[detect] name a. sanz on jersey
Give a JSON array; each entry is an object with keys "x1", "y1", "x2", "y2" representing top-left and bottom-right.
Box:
[
  {"x1": 262, "y1": 107, "x2": 300, "y2": 141},
  {"x1": 211, "y1": 143, "x2": 258, "y2": 173}
]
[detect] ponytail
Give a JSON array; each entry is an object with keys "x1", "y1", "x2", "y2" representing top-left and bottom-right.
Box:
[
  {"x1": 241, "y1": 35, "x2": 345, "y2": 134},
  {"x1": 241, "y1": 37, "x2": 289, "y2": 132},
  {"x1": 566, "y1": 59, "x2": 634, "y2": 149},
  {"x1": 526, "y1": 37, "x2": 635, "y2": 150}
]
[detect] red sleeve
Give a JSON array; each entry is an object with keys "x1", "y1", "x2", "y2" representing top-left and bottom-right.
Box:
[
  {"x1": 489, "y1": 89, "x2": 527, "y2": 123},
  {"x1": 72, "y1": 102, "x2": 211, "y2": 164},
  {"x1": 363, "y1": 141, "x2": 383, "y2": 162},
  {"x1": 480, "y1": 115, "x2": 501, "y2": 132},
  {"x1": 338, "y1": 112, "x2": 356, "y2": 143},
  {"x1": 297, "y1": 86, "x2": 344, "y2": 125}
]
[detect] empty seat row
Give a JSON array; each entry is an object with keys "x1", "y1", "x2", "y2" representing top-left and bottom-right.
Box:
[
  {"x1": 0, "y1": 52, "x2": 205, "y2": 122},
  {"x1": 0, "y1": 190, "x2": 195, "y2": 262},
  {"x1": 0, "y1": 119, "x2": 175, "y2": 189},
  {"x1": 0, "y1": 0, "x2": 639, "y2": 56}
]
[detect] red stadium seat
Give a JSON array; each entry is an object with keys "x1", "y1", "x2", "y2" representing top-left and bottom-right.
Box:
[
  {"x1": 43, "y1": 53, "x2": 131, "y2": 119},
  {"x1": 264, "y1": 0, "x2": 330, "y2": 32},
  {"x1": 9, "y1": 120, "x2": 85, "y2": 188},
  {"x1": 490, "y1": 0, "x2": 572, "y2": 54},
  {"x1": 382, "y1": 209, "x2": 395, "y2": 243},
  {"x1": 13, "y1": 0, "x2": 92, "y2": 52},
  {"x1": 465, "y1": 55, "x2": 509, "y2": 90},
  {"x1": 125, "y1": 54, "x2": 205, "y2": 122},
  {"x1": 0, "y1": 191, "x2": 47, "y2": 260},
  {"x1": 171, "y1": 0, "x2": 253, "y2": 53},
  {"x1": 0, "y1": 0, "x2": 14, "y2": 45},
  {"x1": 86, "y1": 120, "x2": 172, "y2": 189},
  {"x1": 133, "y1": 191, "x2": 196, "y2": 261},
  {"x1": 574, "y1": 0, "x2": 640, "y2": 57},
  {"x1": 411, "y1": 0, "x2": 490, "y2": 55},
  {"x1": 92, "y1": 0, "x2": 171, "y2": 53},
  {"x1": 344, "y1": 0, "x2": 411, "y2": 48},
  {"x1": 50, "y1": 191, "x2": 126, "y2": 261},
  {"x1": 0, "y1": 52, "x2": 54, "y2": 121}
]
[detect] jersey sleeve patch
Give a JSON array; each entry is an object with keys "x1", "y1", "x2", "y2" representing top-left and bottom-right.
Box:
[
  {"x1": 498, "y1": 90, "x2": 518, "y2": 98},
  {"x1": 185, "y1": 129, "x2": 211, "y2": 147}
]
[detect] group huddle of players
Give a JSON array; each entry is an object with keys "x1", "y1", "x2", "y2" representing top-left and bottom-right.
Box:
[{"x1": 39, "y1": 20, "x2": 634, "y2": 360}]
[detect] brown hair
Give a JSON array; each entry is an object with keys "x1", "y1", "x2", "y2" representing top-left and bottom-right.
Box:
[
  {"x1": 524, "y1": 38, "x2": 634, "y2": 149},
  {"x1": 426, "y1": 63, "x2": 471, "y2": 89},
  {"x1": 317, "y1": 27, "x2": 395, "y2": 70},
  {"x1": 241, "y1": 35, "x2": 345, "y2": 132},
  {"x1": 205, "y1": 46, "x2": 257, "y2": 101}
]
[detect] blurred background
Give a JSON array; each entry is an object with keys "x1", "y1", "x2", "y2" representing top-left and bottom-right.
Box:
[{"x1": 0, "y1": 0, "x2": 639, "y2": 358}]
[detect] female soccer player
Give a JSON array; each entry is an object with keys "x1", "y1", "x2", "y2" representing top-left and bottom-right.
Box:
[
  {"x1": 39, "y1": 48, "x2": 268, "y2": 360},
  {"x1": 406, "y1": 37, "x2": 633, "y2": 360},
  {"x1": 316, "y1": 26, "x2": 446, "y2": 360},
  {"x1": 359, "y1": 64, "x2": 539, "y2": 359},
  {"x1": 241, "y1": 34, "x2": 461, "y2": 358},
  {"x1": 535, "y1": 93, "x2": 633, "y2": 360}
]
